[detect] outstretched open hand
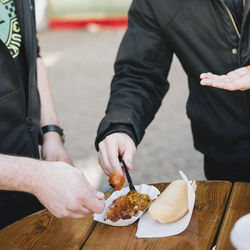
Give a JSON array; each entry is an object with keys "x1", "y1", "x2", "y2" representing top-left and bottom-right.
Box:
[{"x1": 200, "y1": 66, "x2": 250, "y2": 91}]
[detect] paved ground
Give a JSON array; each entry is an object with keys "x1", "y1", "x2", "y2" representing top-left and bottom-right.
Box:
[{"x1": 38, "y1": 28, "x2": 205, "y2": 190}]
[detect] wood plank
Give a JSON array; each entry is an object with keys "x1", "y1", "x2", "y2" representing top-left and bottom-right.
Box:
[
  {"x1": 216, "y1": 182, "x2": 250, "y2": 249},
  {"x1": 0, "y1": 209, "x2": 96, "y2": 250},
  {"x1": 82, "y1": 181, "x2": 232, "y2": 250}
]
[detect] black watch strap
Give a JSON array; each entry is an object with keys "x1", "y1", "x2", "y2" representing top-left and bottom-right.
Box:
[{"x1": 38, "y1": 125, "x2": 65, "y2": 145}]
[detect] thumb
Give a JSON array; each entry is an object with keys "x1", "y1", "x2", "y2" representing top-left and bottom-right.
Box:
[
  {"x1": 80, "y1": 173, "x2": 104, "y2": 201},
  {"x1": 86, "y1": 188, "x2": 105, "y2": 214}
]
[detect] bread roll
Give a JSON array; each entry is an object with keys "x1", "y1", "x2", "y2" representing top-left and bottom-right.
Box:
[{"x1": 148, "y1": 180, "x2": 188, "y2": 223}]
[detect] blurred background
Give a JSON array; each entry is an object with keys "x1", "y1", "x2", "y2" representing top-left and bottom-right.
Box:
[{"x1": 36, "y1": 0, "x2": 205, "y2": 190}]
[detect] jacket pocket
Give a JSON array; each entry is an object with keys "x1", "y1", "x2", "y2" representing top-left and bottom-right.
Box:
[
  {"x1": 186, "y1": 94, "x2": 201, "y2": 122},
  {"x1": 0, "y1": 89, "x2": 21, "y2": 104}
]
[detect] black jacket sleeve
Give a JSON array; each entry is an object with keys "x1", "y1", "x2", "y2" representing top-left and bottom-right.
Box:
[
  {"x1": 95, "y1": 123, "x2": 138, "y2": 151},
  {"x1": 95, "y1": 0, "x2": 173, "y2": 150}
]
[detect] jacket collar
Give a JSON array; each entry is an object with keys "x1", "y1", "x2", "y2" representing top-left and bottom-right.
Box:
[
  {"x1": 242, "y1": 0, "x2": 250, "y2": 32},
  {"x1": 218, "y1": 0, "x2": 250, "y2": 35},
  {"x1": 219, "y1": 0, "x2": 250, "y2": 12}
]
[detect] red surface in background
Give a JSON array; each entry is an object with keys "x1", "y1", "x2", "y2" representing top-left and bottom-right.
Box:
[{"x1": 49, "y1": 17, "x2": 128, "y2": 29}]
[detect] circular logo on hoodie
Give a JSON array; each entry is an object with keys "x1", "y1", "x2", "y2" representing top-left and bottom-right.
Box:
[{"x1": 0, "y1": 0, "x2": 21, "y2": 58}]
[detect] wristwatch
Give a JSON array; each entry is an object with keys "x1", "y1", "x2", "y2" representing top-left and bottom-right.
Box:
[{"x1": 38, "y1": 125, "x2": 65, "y2": 145}]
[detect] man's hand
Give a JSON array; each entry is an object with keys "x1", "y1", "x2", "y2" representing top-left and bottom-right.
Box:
[
  {"x1": 33, "y1": 162, "x2": 105, "y2": 219},
  {"x1": 200, "y1": 66, "x2": 250, "y2": 91},
  {"x1": 41, "y1": 132, "x2": 73, "y2": 165},
  {"x1": 98, "y1": 132, "x2": 136, "y2": 176}
]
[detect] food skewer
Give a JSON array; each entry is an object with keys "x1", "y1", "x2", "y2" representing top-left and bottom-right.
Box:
[{"x1": 119, "y1": 155, "x2": 136, "y2": 191}]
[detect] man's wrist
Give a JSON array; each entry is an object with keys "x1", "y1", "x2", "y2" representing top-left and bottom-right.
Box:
[
  {"x1": 42, "y1": 131, "x2": 62, "y2": 144},
  {"x1": 30, "y1": 160, "x2": 53, "y2": 197},
  {"x1": 95, "y1": 123, "x2": 138, "y2": 151},
  {"x1": 39, "y1": 125, "x2": 65, "y2": 145}
]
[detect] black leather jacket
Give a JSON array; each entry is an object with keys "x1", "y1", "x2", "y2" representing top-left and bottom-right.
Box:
[
  {"x1": 0, "y1": 0, "x2": 40, "y2": 158},
  {"x1": 96, "y1": 0, "x2": 250, "y2": 164}
]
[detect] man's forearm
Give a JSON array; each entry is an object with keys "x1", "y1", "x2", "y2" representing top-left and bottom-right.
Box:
[
  {"x1": 0, "y1": 154, "x2": 106, "y2": 219},
  {"x1": 36, "y1": 58, "x2": 72, "y2": 164},
  {"x1": 37, "y1": 58, "x2": 59, "y2": 127},
  {"x1": 0, "y1": 154, "x2": 43, "y2": 194}
]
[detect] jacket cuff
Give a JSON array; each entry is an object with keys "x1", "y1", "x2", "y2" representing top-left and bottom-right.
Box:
[
  {"x1": 95, "y1": 123, "x2": 138, "y2": 151},
  {"x1": 95, "y1": 110, "x2": 144, "y2": 151}
]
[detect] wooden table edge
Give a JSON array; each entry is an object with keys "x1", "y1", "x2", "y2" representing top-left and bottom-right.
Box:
[{"x1": 215, "y1": 182, "x2": 250, "y2": 249}]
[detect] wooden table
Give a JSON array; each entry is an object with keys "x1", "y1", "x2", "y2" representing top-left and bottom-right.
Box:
[
  {"x1": 216, "y1": 182, "x2": 250, "y2": 249},
  {"x1": 0, "y1": 181, "x2": 233, "y2": 250}
]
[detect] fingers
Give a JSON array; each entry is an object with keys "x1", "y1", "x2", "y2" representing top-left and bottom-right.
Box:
[
  {"x1": 200, "y1": 78, "x2": 229, "y2": 89},
  {"x1": 122, "y1": 143, "x2": 136, "y2": 171},
  {"x1": 67, "y1": 213, "x2": 89, "y2": 219},
  {"x1": 98, "y1": 134, "x2": 123, "y2": 176},
  {"x1": 200, "y1": 66, "x2": 250, "y2": 91},
  {"x1": 65, "y1": 205, "x2": 93, "y2": 218},
  {"x1": 77, "y1": 177, "x2": 105, "y2": 214},
  {"x1": 200, "y1": 72, "x2": 229, "y2": 82},
  {"x1": 54, "y1": 203, "x2": 96, "y2": 219},
  {"x1": 200, "y1": 72, "x2": 212, "y2": 79},
  {"x1": 78, "y1": 192, "x2": 105, "y2": 214},
  {"x1": 98, "y1": 133, "x2": 137, "y2": 176},
  {"x1": 63, "y1": 189, "x2": 105, "y2": 217},
  {"x1": 67, "y1": 189, "x2": 105, "y2": 217},
  {"x1": 98, "y1": 141, "x2": 118, "y2": 176},
  {"x1": 200, "y1": 72, "x2": 235, "y2": 90},
  {"x1": 58, "y1": 189, "x2": 105, "y2": 219},
  {"x1": 107, "y1": 141, "x2": 123, "y2": 175},
  {"x1": 200, "y1": 74, "x2": 248, "y2": 91}
]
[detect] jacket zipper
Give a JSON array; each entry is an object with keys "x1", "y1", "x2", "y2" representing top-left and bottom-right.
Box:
[
  {"x1": 19, "y1": 0, "x2": 40, "y2": 158},
  {"x1": 221, "y1": 2, "x2": 241, "y2": 38}
]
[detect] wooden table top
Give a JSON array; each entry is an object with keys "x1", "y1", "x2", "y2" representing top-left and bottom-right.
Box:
[
  {"x1": 216, "y1": 182, "x2": 250, "y2": 250},
  {"x1": 0, "y1": 181, "x2": 232, "y2": 250},
  {"x1": 0, "y1": 210, "x2": 95, "y2": 250}
]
